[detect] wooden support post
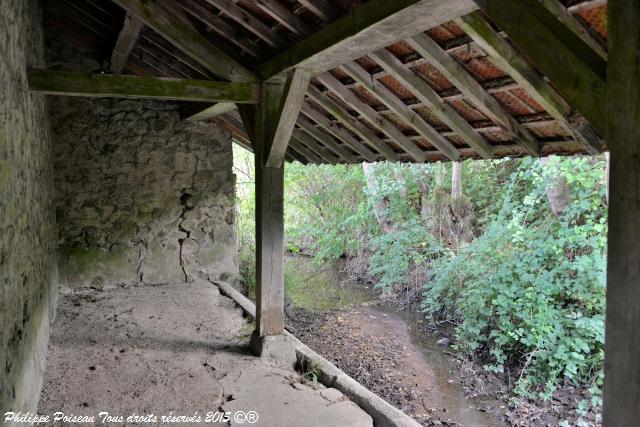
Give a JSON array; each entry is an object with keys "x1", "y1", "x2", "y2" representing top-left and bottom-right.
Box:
[
  {"x1": 110, "y1": 13, "x2": 144, "y2": 74},
  {"x1": 603, "y1": 1, "x2": 640, "y2": 425},
  {"x1": 239, "y1": 72, "x2": 309, "y2": 360}
]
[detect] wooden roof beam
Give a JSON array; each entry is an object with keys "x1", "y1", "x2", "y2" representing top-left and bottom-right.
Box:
[
  {"x1": 306, "y1": 85, "x2": 399, "y2": 161},
  {"x1": 292, "y1": 130, "x2": 341, "y2": 164},
  {"x1": 181, "y1": 102, "x2": 236, "y2": 122},
  {"x1": 473, "y1": 0, "x2": 607, "y2": 136},
  {"x1": 296, "y1": 0, "x2": 340, "y2": 22},
  {"x1": 341, "y1": 61, "x2": 460, "y2": 161},
  {"x1": 406, "y1": 33, "x2": 540, "y2": 156},
  {"x1": 538, "y1": 0, "x2": 607, "y2": 60},
  {"x1": 316, "y1": 72, "x2": 428, "y2": 162},
  {"x1": 457, "y1": 11, "x2": 604, "y2": 153},
  {"x1": 254, "y1": 0, "x2": 313, "y2": 37},
  {"x1": 369, "y1": 49, "x2": 494, "y2": 159},
  {"x1": 300, "y1": 104, "x2": 378, "y2": 162},
  {"x1": 257, "y1": 0, "x2": 478, "y2": 79},
  {"x1": 27, "y1": 70, "x2": 260, "y2": 103},
  {"x1": 296, "y1": 115, "x2": 358, "y2": 163},
  {"x1": 110, "y1": 13, "x2": 144, "y2": 74},
  {"x1": 112, "y1": 0, "x2": 258, "y2": 83},
  {"x1": 205, "y1": 0, "x2": 288, "y2": 49}
]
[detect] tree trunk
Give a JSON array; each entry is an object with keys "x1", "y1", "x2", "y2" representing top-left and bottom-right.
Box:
[
  {"x1": 540, "y1": 157, "x2": 571, "y2": 217},
  {"x1": 393, "y1": 165, "x2": 408, "y2": 199},
  {"x1": 413, "y1": 166, "x2": 431, "y2": 223},
  {"x1": 451, "y1": 161, "x2": 463, "y2": 202},
  {"x1": 363, "y1": 163, "x2": 393, "y2": 233}
]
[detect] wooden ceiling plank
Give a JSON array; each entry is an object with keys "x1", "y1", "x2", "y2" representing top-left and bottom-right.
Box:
[
  {"x1": 369, "y1": 49, "x2": 494, "y2": 159},
  {"x1": 300, "y1": 103, "x2": 378, "y2": 162},
  {"x1": 296, "y1": 0, "x2": 340, "y2": 22},
  {"x1": 406, "y1": 33, "x2": 539, "y2": 156},
  {"x1": 112, "y1": 0, "x2": 258, "y2": 83},
  {"x1": 27, "y1": 69, "x2": 260, "y2": 103},
  {"x1": 317, "y1": 72, "x2": 427, "y2": 162},
  {"x1": 567, "y1": 0, "x2": 606, "y2": 14},
  {"x1": 288, "y1": 138, "x2": 325, "y2": 164},
  {"x1": 111, "y1": 14, "x2": 145, "y2": 73},
  {"x1": 180, "y1": 0, "x2": 263, "y2": 58},
  {"x1": 296, "y1": 116, "x2": 357, "y2": 162},
  {"x1": 341, "y1": 61, "x2": 461, "y2": 161},
  {"x1": 457, "y1": 11, "x2": 604, "y2": 153},
  {"x1": 254, "y1": 0, "x2": 313, "y2": 37},
  {"x1": 205, "y1": 0, "x2": 288, "y2": 49},
  {"x1": 473, "y1": 0, "x2": 606, "y2": 136},
  {"x1": 257, "y1": 0, "x2": 478, "y2": 79},
  {"x1": 306, "y1": 86, "x2": 399, "y2": 161}
]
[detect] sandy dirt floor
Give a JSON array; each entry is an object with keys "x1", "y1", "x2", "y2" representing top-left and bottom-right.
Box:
[{"x1": 38, "y1": 282, "x2": 372, "y2": 427}]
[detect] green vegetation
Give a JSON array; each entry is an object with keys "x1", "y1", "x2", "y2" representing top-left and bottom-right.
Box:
[{"x1": 234, "y1": 145, "x2": 608, "y2": 419}]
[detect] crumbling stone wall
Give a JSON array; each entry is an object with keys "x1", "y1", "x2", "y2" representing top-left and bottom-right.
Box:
[
  {"x1": 0, "y1": 0, "x2": 59, "y2": 415},
  {"x1": 50, "y1": 97, "x2": 237, "y2": 289}
]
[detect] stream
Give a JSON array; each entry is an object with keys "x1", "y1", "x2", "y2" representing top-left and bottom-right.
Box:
[{"x1": 284, "y1": 256, "x2": 507, "y2": 427}]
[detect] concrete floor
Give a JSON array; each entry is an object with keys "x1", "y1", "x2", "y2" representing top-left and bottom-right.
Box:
[{"x1": 38, "y1": 282, "x2": 372, "y2": 427}]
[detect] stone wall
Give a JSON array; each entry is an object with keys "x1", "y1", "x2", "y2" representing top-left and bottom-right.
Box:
[
  {"x1": 0, "y1": 0, "x2": 59, "y2": 415},
  {"x1": 50, "y1": 97, "x2": 237, "y2": 289}
]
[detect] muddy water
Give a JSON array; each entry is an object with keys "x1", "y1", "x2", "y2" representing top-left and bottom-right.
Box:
[{"x1": 285, "y1": 256, "x2": 506, "y2": 427}]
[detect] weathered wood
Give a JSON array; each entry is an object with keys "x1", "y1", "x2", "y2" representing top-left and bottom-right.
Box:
[
  {"x1": 603, "y1": 1, "x2": 640, "y2": 425},
  {"x1": 110, "y1": 13, "x2": 144, "y2": 73},
  {"x1": 263, "y1": 69, "x2": 312, "y2": 167},
  {"x1": 406, "y1": 33, "x2": 539, "y2": 156},
  {"x1": 538, "y1": 0, "x2": 607, "y2": 59},
  {"x1": 180, "y1": 0, "x2": 263, "y2": 58},
  {"x1": 306, "y1": 86, "x2": 399, "y2": 161},
  {"x1": 296, "y1": 0, "x2": 340, "y2": 22},
  {"x1": 474, "y1": 0, "x2": 607, "y2": 135},
  {"x1": 254, "y1": 0, "x2": 313, "y2": 37},
  {"x1": 181, "y1": 102, "x2": 236, "y2": 121},
  {"x1": 289, "y1": 138, "x2": 325, "y2": 164},
  {"x1": 256, "y1": 0, "x2": 477, "y2": 79},
  {"x1": 342, "y1": 61, "x2": 461, "y2": 161},
  {"x1": 27, "y1": 70, "x2": 260, "y2": 103},
  {"x1": 317, "y1": 72, "x2": 427, "y2": 162},
  {"x1": 206, "y1": 0, "x2": 288, "y2": 49},
  {"x1": 254, "y1": 159, "x2": 285, "y2": 336},
  {"x1": 456, "y1": 11, "x2": 604, "y2": 154},
  {"x1": 297, "y1": 115, "x2": 357, "y2": 162},
  {"x1": 300, "y1": 104, "x2": 377, "y2": 162},
  {"x1": 370, "y1": 49, "x2": 494, "y2": 159},
  {"x1": 292, "y1": 130, "x2": 340, "y2": 164},
  {"x1": 112, "y1": 0, "x2": 258, "y2": 83}
]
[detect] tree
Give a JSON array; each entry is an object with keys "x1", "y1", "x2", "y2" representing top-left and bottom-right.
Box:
[{"x1": 363, "y1": 163, "x2": 394, "y2": 233}]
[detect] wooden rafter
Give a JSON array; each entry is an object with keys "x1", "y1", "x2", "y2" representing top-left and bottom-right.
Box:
[
  {"x1": 112, "y1": 0, "x2": 259, "y2": 83},
  {"x1": 306, "y1": 86, "x2": 399, "y2": 162},
  {"x1": 254, "y1": 0, "x2": 313, "y2": 37},
  {"x1": 110, "y1": 13, "x2": 144, "y2": 73},
  {"x1": 406, "y1": 33, "x2": 540, "y2": 156},
  {"x1": 205, "y1": 0, "x2": 288, "y2": 49},
  {"x1": 369, "y1": 49, "x2": 494, "y2": 159},
  {"x1": 341, "y1": 61, "x2": 461, "y2": 161},
  {"x1": 292, "y1": 130, "x2": 340, "y2": 164},
  {"x1": 474, "y1": 0, "x2": 607, "y2": 135},
  {"x1": 257, "y1": 0, "x2": 478, "y2": 79},
  {"x1": 317, "y1": 72, "x2": 427, "y2": 162},
  {"x1": 538, "y1": 0, "x2": 607, "y2": 59},
  {"x1": 296, "y1": 0, "x2": 340, "y2": 22},
  {"x1": 27, "y1": 70, "x2": 260, "y2": 103},
  {"x1": 181, "y1": 102, "x2": 236, "y2": 122},
  {"x1": 180, "y1": 0, "x2": 263, "y2": 58},
  {"x1": 457, "y1": 11, "x2": 604, "y2": 153},
  {"x1": 300, "y1": 104, "x2": 378, "y2": 162},
  {"x1": 297, "y1": 115, "x2": 358, "y2": 162}
]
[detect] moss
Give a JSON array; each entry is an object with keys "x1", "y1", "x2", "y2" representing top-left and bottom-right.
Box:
[{"x1": 65, "y1": 247, "x2": 103, "y2": 271}]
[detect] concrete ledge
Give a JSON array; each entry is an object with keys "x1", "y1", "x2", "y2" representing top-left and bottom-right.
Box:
[{"x1": 210, "y1": 280, "x2": 421, "y2": 427}]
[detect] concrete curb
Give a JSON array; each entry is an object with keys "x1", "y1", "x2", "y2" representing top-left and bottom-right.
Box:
[{"x1": 210, "y1": 280, "x2": 422, "y2": 427}]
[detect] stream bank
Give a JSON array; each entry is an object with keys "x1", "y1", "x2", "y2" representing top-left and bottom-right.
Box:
[{"x1": 283, "y1": 256, "x2": 507, "y2": 427}]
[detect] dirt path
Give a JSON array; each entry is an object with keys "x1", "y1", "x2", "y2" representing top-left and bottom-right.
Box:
[{"x1": 287, "y1": 305, "x2": 507, "y2": 427}]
